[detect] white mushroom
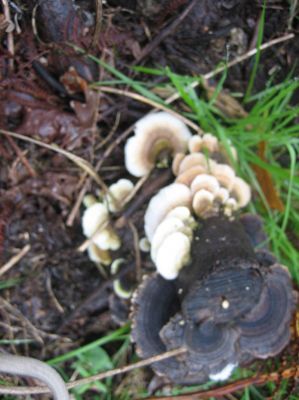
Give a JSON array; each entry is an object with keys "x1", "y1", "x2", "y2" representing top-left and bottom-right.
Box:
[
  {"x1": 224, "y1": 198, "x2": 238, "y2": 217},
  {"x1": 215, "y1": 187, "x2": 230, "y2": 203},
  {"x1": 144, "y1": 183, "x2": 192, "y2": 240},
  {"x1": 125, "y1": 112, "x2": 192, "y2": 177},
  {"x1": 188, "y1": 135, "x2": 203, "y2": 153},
  {"x1": 87, "y1": 243, "x2": 112, "y2": 266},
  {"x1": 82, "y1": 203, "x2": 109, "y2": 238},
  {"x1": 106, "y1": 179, "x2": 134, "y2": 212},
  {"x1": 93, "y1": 227, "x2": 121, "y2": 251},
  {"x1": 191, "y1": 174, "x2": 220, "y2": 195},
  {"x1": 165, "y1": 206, "x2": 195, "y2": 227},
  {"x1": 192, "y1": 189, "x2": 216, "y2": 218},
  {"x1": 155, "y1": 232, "x2": 191, "y2": 280},
  {"x1": 150, "y1": 217, "x2": 192, "y2": 262},
  {"x1": 202, "y1": 133, "x2": 219, "y2": 152},
  {"x1": 176, "y1": 165, "x2": 207, "y2": 186},
  {"x1": 172, "y1": 153, "x2": 186, "y2": 176},
  {"x1": 209, "y1": 363, "x2": 237, "y2": 382},
  {"x1": 210, "y1": 163, "x2": 236, "y2": 190},
  {"x1": 178, "y1": 153, "x2": 208, "y2": 174},
  {"x1": 83, "y1": 194, "x2": 97, "y2": 208},
  {"x1": 139, "y1": 237, "x2": 151, "y2": 252},
  {"x1": 231, "y1": 177, "x2": 251, "y2": 207}
]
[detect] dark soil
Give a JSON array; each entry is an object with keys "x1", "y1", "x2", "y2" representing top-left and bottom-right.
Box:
[{"x1": 0, "y1": 0, "x2": 298, "y2": 395}]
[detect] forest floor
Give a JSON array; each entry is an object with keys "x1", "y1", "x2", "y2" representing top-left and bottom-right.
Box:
[{"x1": 0, "y1": 0, "x2": 298, "y2": 399}]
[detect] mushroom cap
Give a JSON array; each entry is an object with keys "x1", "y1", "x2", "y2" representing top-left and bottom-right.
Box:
[
  {"x1": 155, "y1": 231, "x2": 191, "y2": 280},
  {"x1": 215, "y1": 187, "x2": 230, "y2": 203},
  {"x1": 231, "y1": 177, "x2": 251, "y2": 208},
  {"x1": 144, "y1": 183, "x2": 192, "y2": 240},
  {"x1": 175, "y1": 165, "x2": 207, "y2": 186},
  {"x1": 191, "y1": 174, "x2": 220, "y2": 195},
  {"x1": 151, "y1": 217, "x2": 192, "y2": 262},
  {"x1": 125, "y1": 112, "x2": 192, "y2": 177},
  {"x1": 165, "y1": 206, "x2": 193, "y2": 223},
  {"x1": 182, "y1": 266, "x2": 263, "y2": 324},
  {"x1": 210, "y1": 163, "x2": 236, "y2": 190},
  {"x1": 93, "y1": 227, "x2": 121, "y2": 250},
  {"x1": 106, "y1": 179, "x2": 134, "y2": 212},
  {"x1": 172, "y1": 153, "x2": 186, "y2": 176},
  {"x1": 201, "y1": 133, "x2": 219, "y2": 152},
  {"x1": 87, "y1": 243, "x2": 112, "y2": 265},
  {"x1": 238, "y1": 264, "x2": 297, "y2": 359},
  {"x1": 188, "y1": 135, "x2": 203, "y2": 153},
  {"x1": 192, "y1": 189, "x2": 215, "y2": 218},
  {"x1": 177, "y1": 153, "x2": 208, "y2": 174},
  {"x1": 131, "y1": 274, "x2": 186, "y2": 381},
  {"x1": 184, "y1": 320, "x2": 239, "y2": 374},
  {"x1": 82, "y1": 203, "x2": 109, "y2": 237}
]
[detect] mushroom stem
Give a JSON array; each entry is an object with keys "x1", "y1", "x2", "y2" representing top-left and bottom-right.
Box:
[{"x1": 0, "y1": 354, "x2": 69, "y2": 400}]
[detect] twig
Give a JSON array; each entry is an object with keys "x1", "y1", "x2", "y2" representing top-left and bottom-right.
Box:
[
  {"x1": 135, "y1": 0, "x2": 198, "y2": 64},
  {"x1": 95, "y1": 86, "x2": 201, "y2": 132},
  {"x1": 0, "y1": 245, "x2": 31, "y2": 277},
  {"x1": 0, "y1": 347, "x2": 187, "y2": 395},
  {"x1": 5, "y1": 135, "x2": 37, "y2": 178},
  {"x1": 1, "y1": 0, "x2": 14, "y2": 70},
  {"x1": 92, "y1": 0, "x2": 102, "y2": 48},
  {"x1": 165, "y1": 33, "x2": 295, "y2": 105},
  {"x1": 128, "y1": 220, "x2": 142, "y2": 282},
  {"x1": 0, "y1": 129, "x2": 105, "y2": 188}
]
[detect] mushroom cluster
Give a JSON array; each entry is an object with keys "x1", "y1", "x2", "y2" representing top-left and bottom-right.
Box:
[
  {"x1": 81, "y1": 178, "x2": 134, "y2": 266},
  {"x1": 125, "y1": 112, "x2": 250, "y2": 279},
  {"x1": 124, "y1": 112, "x2": 297, "y2": 385},
  {"x1": 131, "y1": 216, "x2": 297, "y2": 384}
]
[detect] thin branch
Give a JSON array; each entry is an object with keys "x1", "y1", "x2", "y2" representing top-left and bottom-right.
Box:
[
  {"x1": 0, "y1": 245, "x2": 31, "y2": 277},
  {"x1": 1, "y1": 0, "x2": 14, "y2": 70},
  {"x1": 94, "y1": 86, "x2": 201, "y2": 132},
  {"x1": 165, "y1": 33, "x2": 295, "y2": 105},
  {"x1": 0, "y1": 347, "x2": 187, "y2": 395}
]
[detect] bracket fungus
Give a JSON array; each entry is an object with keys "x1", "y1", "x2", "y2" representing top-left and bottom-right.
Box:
[
  {"x1": 124, "y1": 112, "x2": 192, "y2": 177},
  {"x1": 131, "y1": 216, "x2": 297, "y2": 385},
  {"x1": 125, "y1": 112, "x2": 297, "y2": 386},
  {"x1": 81, "y1": 179, "x2": 134, "y2": 267}
]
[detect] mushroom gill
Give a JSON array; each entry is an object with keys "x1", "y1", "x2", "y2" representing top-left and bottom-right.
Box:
[{"x1": 125, "y1": 112, "x2": 192, "y2": 177}]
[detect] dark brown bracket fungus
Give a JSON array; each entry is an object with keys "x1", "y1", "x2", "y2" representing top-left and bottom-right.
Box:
[{"x1": 131, "y1": 214, "x2": 297, "y2": 385}]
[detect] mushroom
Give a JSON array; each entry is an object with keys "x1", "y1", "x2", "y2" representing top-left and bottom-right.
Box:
[
  {"x1": 111, "y1": 259, "x2": 134, "y2": 299},
  {"x1": 190, "y1": 174, "x2": 220, "y2": 195},
  {"x1": 210, "y1": 163, "x2": 236, "y2": 190},
  {"x1": 155, "y1": 231, "x2": 191, "y2": 280},
  {"x1": 175, "y1": 165, "x2": 207, "y2": 186},
  {"x1": 81, "y1": 202, "x2": 121, "y2": 265},
  {"x1": 105, "y1": 178, "x2": 134, "y2": 212},
  {"x1": 131, "y1": 214, "x2": 297, "y2": 385},
  {"x1": 82, "y1": 203, "x2": 109, "y2": 238},
  {"x1": 192, "y1": 189, "x2": 216, "y2": 218},
  {"x1": 150, "y1": 216, "x2": 192, "y2": 262},
  {"x1": 87, "y1": 243, "x2": 112, "y2": 266},
  {"x1": 144, "y1": 183, "x2": 192, "y2": 240},
  {"x1": 230, "y1": 177, "x2": 251, "y2": 208},
  {"x1": 125, "y1": 112, "x2": 192, "y2": 177}
]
